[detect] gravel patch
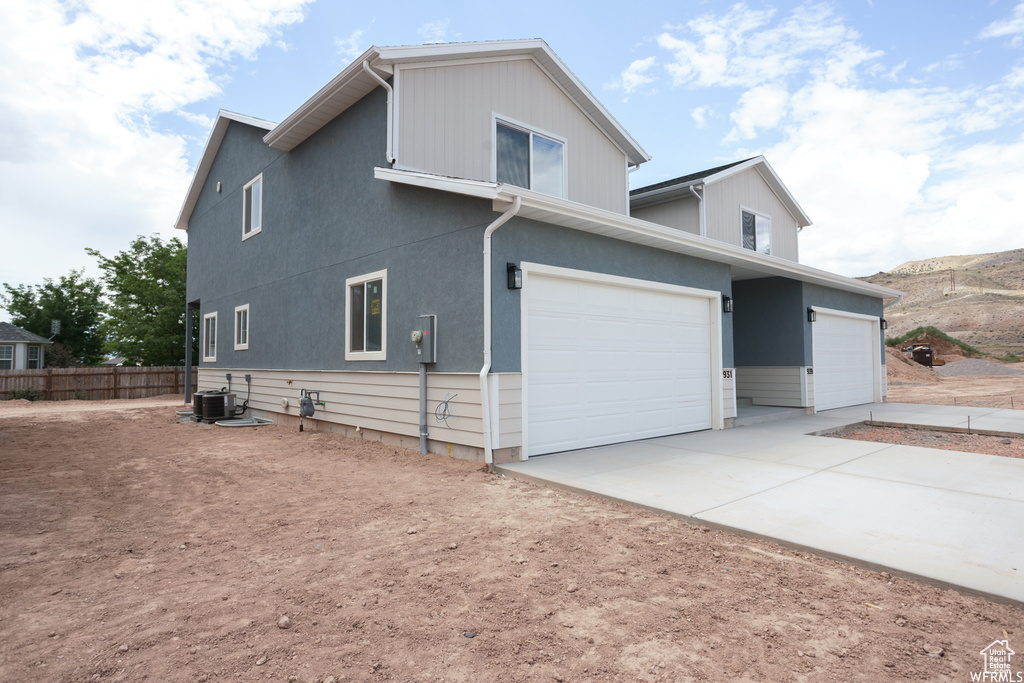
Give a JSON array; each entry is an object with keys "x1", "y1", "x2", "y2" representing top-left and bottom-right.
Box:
[{"x1": 934, "y1": 358, "x2": 1024, "y2": 377}]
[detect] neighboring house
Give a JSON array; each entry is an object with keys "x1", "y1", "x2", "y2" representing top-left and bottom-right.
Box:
[
  {"x1": 101, "y1": 357, "x2": 127, "y2": 367},
  {"x1": 176, "y1": 39, "x2": 902, "y2": 463},
  {"x1": 0, "y1": 322, "x2": 51, "y2": 370}
]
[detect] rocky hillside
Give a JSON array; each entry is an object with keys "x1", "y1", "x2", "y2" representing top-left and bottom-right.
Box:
[{"x1": 861, "y1": 248, "x2": 1024, "y2": 358}]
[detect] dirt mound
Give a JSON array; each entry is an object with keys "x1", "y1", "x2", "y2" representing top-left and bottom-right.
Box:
[
  {"x1": 895, "y1": 332, "x2": 971, "y2": 361},
  {"x1": 935, "y1": 358, "x2": 1024, "y2": 377},
  {"x1": 885, "y1": 347, "x2": 938, "y2": 384}
]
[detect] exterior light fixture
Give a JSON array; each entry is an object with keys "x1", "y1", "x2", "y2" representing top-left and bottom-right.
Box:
[
  {"x1": 880, "y1": 318, "x2": 888, "y2": 330},
  {"x1": 722, "y1": 296, "x2": 733, "y2": 313},
  {"x1": 807, "y1": 308, "x2": 816, "y2": 323},
  {"x1": 507, "y1": 263, "x2": 522, "y2": 290}
]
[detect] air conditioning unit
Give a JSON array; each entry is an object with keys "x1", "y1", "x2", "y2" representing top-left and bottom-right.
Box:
[{"x1": 197, "y1": 391, "x2": 236, "y2": 423}]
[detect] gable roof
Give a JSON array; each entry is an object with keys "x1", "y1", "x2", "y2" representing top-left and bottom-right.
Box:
[
  {"x1": 262, "y1": 39, "x2": 650, "y2": 166},
  {"x1": 0, "y1": 322, "x2": 52, "y2": 344},
  {"x1": 174, "y1": 110, "x2": 277, "y2": 231},
  {"x1": 630, "y1": 155, "x2": 811, "y2": 227}
]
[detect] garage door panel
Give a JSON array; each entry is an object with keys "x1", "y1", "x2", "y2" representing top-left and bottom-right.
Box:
[
  {"x1": 526, "y1": 272, "x2": 715, "y2": 456},
  {"x1": 813, "y1": 313, "x2": 876, "y2": 411}
]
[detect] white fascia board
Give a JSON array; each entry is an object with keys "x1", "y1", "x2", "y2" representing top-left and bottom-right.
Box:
[
  {"x1": 262, "y1": 46, "x2": 384, "y2": 151},
  {"x1": 703, "y1": 155, "x2": 812, "y2": 227},
  {"x1": 375, "y1": 167, "x2": 899, "y2": 299},
  {"x1": 629, "y1": 179, "x2": 703, "y2": 207},
  {"x1": 373, "y1": 167, "x2": 500, "y2": 199},
  {"x1": 174, "y1": 110, "x2": 277, "y2": 231}
]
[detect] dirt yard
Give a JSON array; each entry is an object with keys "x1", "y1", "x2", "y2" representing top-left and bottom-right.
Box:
[{"x1": 1, "y1": 396, "x2": 1022, "y2": 682}]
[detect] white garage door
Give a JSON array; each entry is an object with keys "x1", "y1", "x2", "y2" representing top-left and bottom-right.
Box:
[
  {"x1": 812, "y1": 312, "x2": 876, "y2": 411},
  {"x1": 525, "y1": 272, "x2": 713, "y2": 457}
]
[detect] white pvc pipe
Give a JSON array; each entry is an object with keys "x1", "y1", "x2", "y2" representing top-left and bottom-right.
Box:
[
  {"x1": 688, "y1": 184, "x2": 706, "y2": 238},
  {"x1": 479, "y1": 196, "x2": 522, "y2": 465},
  {"x1": 362, "y1": 61, "x2": 395, "y2": 164}
]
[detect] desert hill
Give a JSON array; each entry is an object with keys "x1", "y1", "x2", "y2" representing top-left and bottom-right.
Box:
[{"x1": 860, "y1": 248, "x2": 1024, "y2": 358}]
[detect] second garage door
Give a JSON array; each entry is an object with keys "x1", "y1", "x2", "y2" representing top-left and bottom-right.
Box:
[
  {"x1": 524, "y1": 270, "x2": 715, "y2": 457},
  {"x1": 812, "y1": 311, "x2": 877, "y2": 411}
]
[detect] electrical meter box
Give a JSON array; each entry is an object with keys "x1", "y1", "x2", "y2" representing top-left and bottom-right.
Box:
[{"x1": 415, "y1": 315, "x2": 436, "y2": 364}]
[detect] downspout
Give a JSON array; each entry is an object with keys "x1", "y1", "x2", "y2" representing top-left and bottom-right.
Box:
[
  {"x1": 884, "y1": 294, "x2": 904, "y2": 310},
  {"x1": 688, "y1": 184, "x2": 706, "y2": 238},
  {"x1": 362, "y1": 61, "x2": 395, "y2": 164},
  {"x1": 479, "y1": 196, "x2": 522, "y2": 466}
]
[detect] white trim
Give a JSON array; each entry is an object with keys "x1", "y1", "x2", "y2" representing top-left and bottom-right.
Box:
[
  {"x1": 242, "y1": 174, "x2": 263, "y2": 240},
  {"x1": 345, "y1": 269, "x2": 388, "y2": 362},
  {"x1": 740, "y1": 205, "x2": 772, "y2": 255},
  {"x1": 519, "y1": 262, "x2": 724, "y2": 458},
  {"x1": 491, "y1": 114, "x2": 569, "y2": 199},
  {"x1": 174, "y1": 110, "x2": 276, "y2": 231},
  {"x1": 810, "y1": 307, "x2": 884, "y2": 408},
  {"x1": 203, "y1": 312, "x2": 218, "y2": 362},
  {"x1": 234, "y1": 304, "x2": 250, "y2": 351},
  {"x1": 374, "y1": 168, "x2": 902, "y2": 301},
  {"x1": 0, "y1": 344, "x2": 12, "y2": 370}
]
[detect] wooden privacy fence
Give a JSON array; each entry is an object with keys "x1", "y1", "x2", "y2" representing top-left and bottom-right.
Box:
[{"x1": 0, "y1": 366, "x2": 197, "y2": 401}]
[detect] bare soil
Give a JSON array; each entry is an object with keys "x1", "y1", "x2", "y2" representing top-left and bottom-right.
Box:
[
  {"x1": 837, "y1": 424, "x2": 1024, "y2": 459},
  {"x1": 1, "y1": 396, "x2": 1022, "y2": 682}
]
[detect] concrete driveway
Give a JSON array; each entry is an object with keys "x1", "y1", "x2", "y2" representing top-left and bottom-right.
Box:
[{"x1": 496, "y1": 402, "x2": 1024, "y2": 605}]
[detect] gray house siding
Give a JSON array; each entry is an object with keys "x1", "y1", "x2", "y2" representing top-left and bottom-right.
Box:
[
  {"x1": 187, "y1": 88, "x2": 497, "y2": 374},
  {"x1": 733, "y1": 277, "x2": 884, "y2": 367},
  {"x1": 491, "y1": 218, "x2": 735, "y2": 372}
]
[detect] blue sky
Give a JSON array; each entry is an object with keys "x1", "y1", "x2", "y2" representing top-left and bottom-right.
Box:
[{"x1": 4, "y1": 0, "x2": 1024, "y2": 318}]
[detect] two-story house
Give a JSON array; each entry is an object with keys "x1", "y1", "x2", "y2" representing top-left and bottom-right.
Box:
[{"x1": 176, "y1": 39, "x2": 901, "y2": 463}]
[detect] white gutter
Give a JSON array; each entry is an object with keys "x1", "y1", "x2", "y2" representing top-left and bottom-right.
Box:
[
  {"x1": 479, "y1": 196, "x2": 522, "y2": 465},
  {"x1": 884, "y1": 294, "x2": 905, "y2": 309},
  {"x1": 688, "y1": 184, "x2": 705, "y2": 238},
  {"x1": 362, "y1": 61, "x2": 395, "y2": 164}
]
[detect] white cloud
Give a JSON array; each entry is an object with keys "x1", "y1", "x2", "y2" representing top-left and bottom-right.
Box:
[
  {"x1": 0, "y1": 0, "x2": 309, "y2": 299},
  {"x1": 979, "y1": 2, "x2": 1024, "y2": 45},
  {"x1": 645, "y1": 1, "x2": 1024, "y2": 276},
  {"x1": 692, "y1": 105, "x2": 712, "y2": 128},
  {"x1": 605, "y1": 56, "x2": 657, "y2": 96},
  {"x1": 336, "y1": 26, "x2": 369, "y2": 63},
  {"x1": 418, "y1": 19, "x2": 450, "y2": 44}
]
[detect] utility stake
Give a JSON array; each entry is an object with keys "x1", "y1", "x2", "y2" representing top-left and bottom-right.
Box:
[{"x1": 968, "y1": 415, "x2": 971, "y2": 435}]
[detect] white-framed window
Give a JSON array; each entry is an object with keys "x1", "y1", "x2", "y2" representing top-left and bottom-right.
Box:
[
  {"x1": 0, "y1": 345, "x2": 12, "y2": 370},
  {"x1": 203, "y1": 312, "x2": 218, "y2": 362},
  {"x1": 741, "y1": 207, "x2": 771, "y2": 256},
  {"x1": 243, "y1": 174, "x2": 263, "y2": 239},
  {"x1": 345, "y1": 270, "x2": 387, "y2": 361},
  {"x1": 27, "y1": 345, "x2": 40, "y2": 369},
  {"x1": 494, "y1": 116, "x2": 566, "y2": 198},
  {"x1": 234, "y1": 304, "x2": 249, "y2": 351}
]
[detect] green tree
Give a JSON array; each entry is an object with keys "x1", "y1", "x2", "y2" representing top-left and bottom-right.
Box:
[
  {"x1": 1, "y1": 270, "x2": 106, "y2": 366},
  {"x1": 87, "y1": 235, "x2": 194, "y2": 366}
]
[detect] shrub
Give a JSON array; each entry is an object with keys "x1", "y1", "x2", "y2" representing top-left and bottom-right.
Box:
[{"x1": 8, "y1": 389, "x2": 45, "y2": 401}]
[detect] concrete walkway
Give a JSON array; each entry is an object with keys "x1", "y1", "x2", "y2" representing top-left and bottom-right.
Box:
[{"x1": 497, "y1": 402, "x2": 1024, "y2": 605}]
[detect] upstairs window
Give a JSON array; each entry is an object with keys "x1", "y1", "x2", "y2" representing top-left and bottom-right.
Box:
[
  {"x1": 243, "y1": 174, "x2": 262, "y2": 239},
  {"x1": 741, "y1": 209, "x2": 771, "y2": 255},
  {"x1": 203, "y1": 312, "x2": 217, "y2": 362},
  {"x1": 234, "y1": 304, "x2": 249, "y2": 351},
  {"x1": 0, "y1": 345, "x2": 11, "y2": 370},
  {"x1": 495, "y1": 119, "x2": 566, "y2": 198},
  {"x1": 346, "y1": 270, "x2": 387, "y2": 361},
  {"x1": 28, "y1": 345, "x2": 40, "y2": 369}
]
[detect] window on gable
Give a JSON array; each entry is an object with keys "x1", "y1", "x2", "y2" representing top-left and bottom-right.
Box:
[
  {"x1": 243, "y1": 175, "x2": 262, "y2": 239},
  {"x1": 203, "y1": 312, "x2": 217, "y2": 362},
  {"x1": 0, "y1": 345, "x2": 12, "y2": 370},
  {"x1": 28, "y1": 345, "x2": 40, "y2": 369},
  {"x1": 741, "y1": 209, "x2": 771, "y2": 256},
  {"x1": 346, "y1": 270, "x2": 386, "y2": 361},
  {"x1": 496, "y1": 120, "x2": 565, "y2": 198},
  {"x1": 234, "y1": 304, "x2": 249, "y2": 351}
]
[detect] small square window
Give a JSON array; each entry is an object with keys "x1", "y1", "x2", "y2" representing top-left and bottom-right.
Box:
[
  {"x1": 28, "y1": 345, "x2": 40, "y2": 369},
  {"x1": 234, "y1": 305, "x2": 249, "y2": 351},
  {"x1": 741, "y1": 209, "x2": 771, "y2": 255},
  {"x1": 346, "y1": 270, "x2": 387, "y2": 361},
  {"x1": 203, "y1": 312, "x2": 217, "y2": 362},
  {"x1": 243, "y1": 175, "x2": 262, "y2": 239},
  {"x1": 0, "y1": 345, "x2": 12, "y2": 370},
  {"x1": 495, "y1": 119, "x2": 566, "y2": 198}
]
